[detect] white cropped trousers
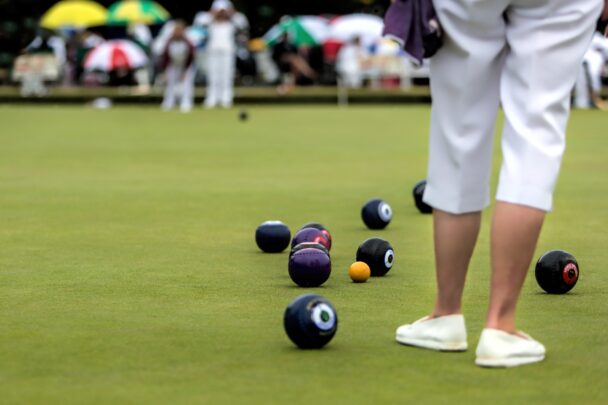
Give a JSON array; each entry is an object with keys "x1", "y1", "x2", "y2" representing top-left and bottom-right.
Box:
[
  {"x1": 424, "y1": 0, "x2": 602, "y2": 213},
  {"x1": 205, "y1": 50, "x2": 235, "y2": 108},
  {"x1": 162, "y1": 64, "x2": 195, "y2": 112}
]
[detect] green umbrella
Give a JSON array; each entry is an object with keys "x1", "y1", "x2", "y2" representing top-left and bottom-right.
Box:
[
  {"x1": 264, "y1": 16, "x2": 328, "y2": 47},
  {"x1": 107, "y1": 0, "x2": 170, "y2": 25}
]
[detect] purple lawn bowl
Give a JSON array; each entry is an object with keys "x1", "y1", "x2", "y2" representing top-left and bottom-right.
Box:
[
  {"x1": 299, "y1": 223, "x2": 332, "y2": 250},
  {"x1": 291, "y1": 227, "x2": 331, "y2": 251},
  {"x1": 288, "y1": 248, "x2": 332, "y2": 287}
]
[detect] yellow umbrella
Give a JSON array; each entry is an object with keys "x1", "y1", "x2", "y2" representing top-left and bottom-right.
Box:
[{"x1": 41, "y1": 0, "x2": 108, "y2": 29}]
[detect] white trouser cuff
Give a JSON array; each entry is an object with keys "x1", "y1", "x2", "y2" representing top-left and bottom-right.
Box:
[
  {"x1": 496, "y1": 182, "x2": 553, "y2": 212},
  {"x1": 423, "y1": 183, "x2": 489, "y2": 214}
]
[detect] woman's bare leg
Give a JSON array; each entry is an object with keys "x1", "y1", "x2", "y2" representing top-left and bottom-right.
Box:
[
  {"x1": 486, "y1": 202, "x2": 545, "y2": 332},
  {"x1": 431, "y1": 209, "x2": 482, "y2": 317}
]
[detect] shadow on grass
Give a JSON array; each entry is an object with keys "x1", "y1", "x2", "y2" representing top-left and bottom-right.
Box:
[
  {"x1": 252, "y1": 250, "x2": 289, "y2": 255},
  {"x1": 533, "y1": 291, "x2": 581, "y2": 296},
  {"x1": 279, "y1": 344, "x2": 340, "y2": 353},
  {"x1": 281, "y1": 284, "x2": 337, "y2": 290}
]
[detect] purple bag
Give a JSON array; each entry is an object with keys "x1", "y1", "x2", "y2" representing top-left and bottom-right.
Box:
[{"x1": 383, "y1": 0, "x2": 442, "y2": 66}]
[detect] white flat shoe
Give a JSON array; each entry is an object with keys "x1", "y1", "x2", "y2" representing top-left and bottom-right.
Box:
[
  {"x1": 395, "y1": 314, "x2": 468, "y2": 352},
  {"x1": 475, "y1": 328, "x2": 546, "y2": 368}
]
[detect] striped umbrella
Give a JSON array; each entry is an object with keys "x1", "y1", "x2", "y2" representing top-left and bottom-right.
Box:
[
  {"x1": 84, "y1": 40, "x2": 148, "y2": 71},
  {"x1": 107, "y1": 0, "x2": 170, "y2": 25},
  {"x1": 264, "y1": 16, "x2": 329, "y2": 47},
  {"x1": 41, "y1": 0, "x2": 107, "y2": 29}
]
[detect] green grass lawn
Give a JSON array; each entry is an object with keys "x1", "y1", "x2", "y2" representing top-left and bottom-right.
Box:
[{"x1": 1, "y1": 105, "x2": 607, "y2": 404}]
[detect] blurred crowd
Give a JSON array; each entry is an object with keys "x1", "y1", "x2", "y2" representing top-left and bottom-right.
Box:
[
  {"x1": 9, "y1": 1, "x2": 423, "y2": 101},
  {"x1": 575, "y1": 28, "x2": 608, "y2": 110},
  {"x1": 5, "y1": 0, "x2": 608, "y2": 110}
]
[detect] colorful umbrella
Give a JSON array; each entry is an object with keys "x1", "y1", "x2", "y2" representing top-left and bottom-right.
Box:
[
  {"x1": 84, "y1": 39, "x2": 148, "y2": 71},
  {"x1": 107, "y1": 0, "x2": 170, "y2": 25},
  {"x1": 41, "y1": 0, "x2": 107, "y2": 29},
  {"x1": 327, "y1": 14, "x2": 384, "y2": 45},
  {"x1": 264, "y1": 16, "x2": 329, "y2": 47}
]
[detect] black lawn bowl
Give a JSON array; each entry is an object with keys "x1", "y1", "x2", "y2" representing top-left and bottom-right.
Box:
[
  {"x1": 412, "y1": 180, "x2": 433, "y2": 214},
  {"x1": 356, "y1": 237, "x2": 394, "y2": 277},
  {"x1": 361, "y1": 198, "x2": 393, "y2": 229},
  {"x1": 255, "y1": 221, "x2": 291, "y2": 253},
  {"x1": 284, "y1": 294, "x2": 338, "y2": 349},
  {"x1": 535, "y1": 250, "x2": 579, "y2": 294}
]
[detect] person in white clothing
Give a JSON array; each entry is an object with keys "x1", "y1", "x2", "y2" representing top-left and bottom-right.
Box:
[
  {"x1": 204, "y1": 0, "x2": 237, "y2": 108},
  {"x1": 336, "y1": 36, "x2": 368, "y2": 89},
  {"x1": 22, "y1": 29, "x2": 66, "y2": 95},
  {"x1": 395, "y1": 0, "x2": 605, "y2": 368},
  {"x1": 26, "y1": 29, "x2": 66, "y2": 66},
  {"x1": 161, "y1": 20, "x2": 196, "y2": 113},
  {"x1": 574, "y1": 30, "x2": 608, "y2": 109}
]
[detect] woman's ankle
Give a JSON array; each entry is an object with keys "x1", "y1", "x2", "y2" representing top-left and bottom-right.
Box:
[{"x1": 431, "y1": 306, "x2": 462, "y2": 318}]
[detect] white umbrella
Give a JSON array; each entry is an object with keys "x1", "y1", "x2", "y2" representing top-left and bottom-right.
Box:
[
  {"x1": 84, "y1": 40, "x2": 148, "y2": 71},
  {"x1": 327, "y1": 14, "x2": 384, "y2": 45}
]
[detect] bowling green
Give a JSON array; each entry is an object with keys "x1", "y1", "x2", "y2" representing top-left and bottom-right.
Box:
[{"x1": 1, "y1": 105, "x2": 606, "y2": 404}]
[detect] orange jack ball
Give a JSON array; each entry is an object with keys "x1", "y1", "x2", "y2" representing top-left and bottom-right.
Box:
[{"x1": 349, "y1": 262, "x2": 371, "y2": 283}]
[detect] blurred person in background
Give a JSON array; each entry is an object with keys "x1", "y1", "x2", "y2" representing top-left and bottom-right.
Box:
[
  {"x1": 271, "y1": 32, "x2": 317, "y2": 94},
  {"x1": 108, "y1": 64, "x2": 136, "y2": 87},
  {"x1": 20, "y1": 27, "x2": 65, "y2": 94},
  {"x1": 160, "y1": 20, "x2": 195, "y2": 113},
  {"x1": 194, "y1": 3, "x2": 250, "y2": 85},
  {"x1": 75, "y1": 31, "x2": 103, "y2": 84},
  {"x1": 127, "y1": 24, "x2": 152, "y2": 93},
  {"x1": 336, "y1": 36, "x2": 368, "y2": 89},
  {"x1": 574, "y1": 27, "x2": 608, "y2": 110},
  {"x1": 204, "y1": 0, "x2": 237, "y2": 109},
  {"x1": 128, "y1": 23, "x2": 152, "y2": 51},
  {"x1": 25, "y1": 28, "x2": 66, "y2": 66}
]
